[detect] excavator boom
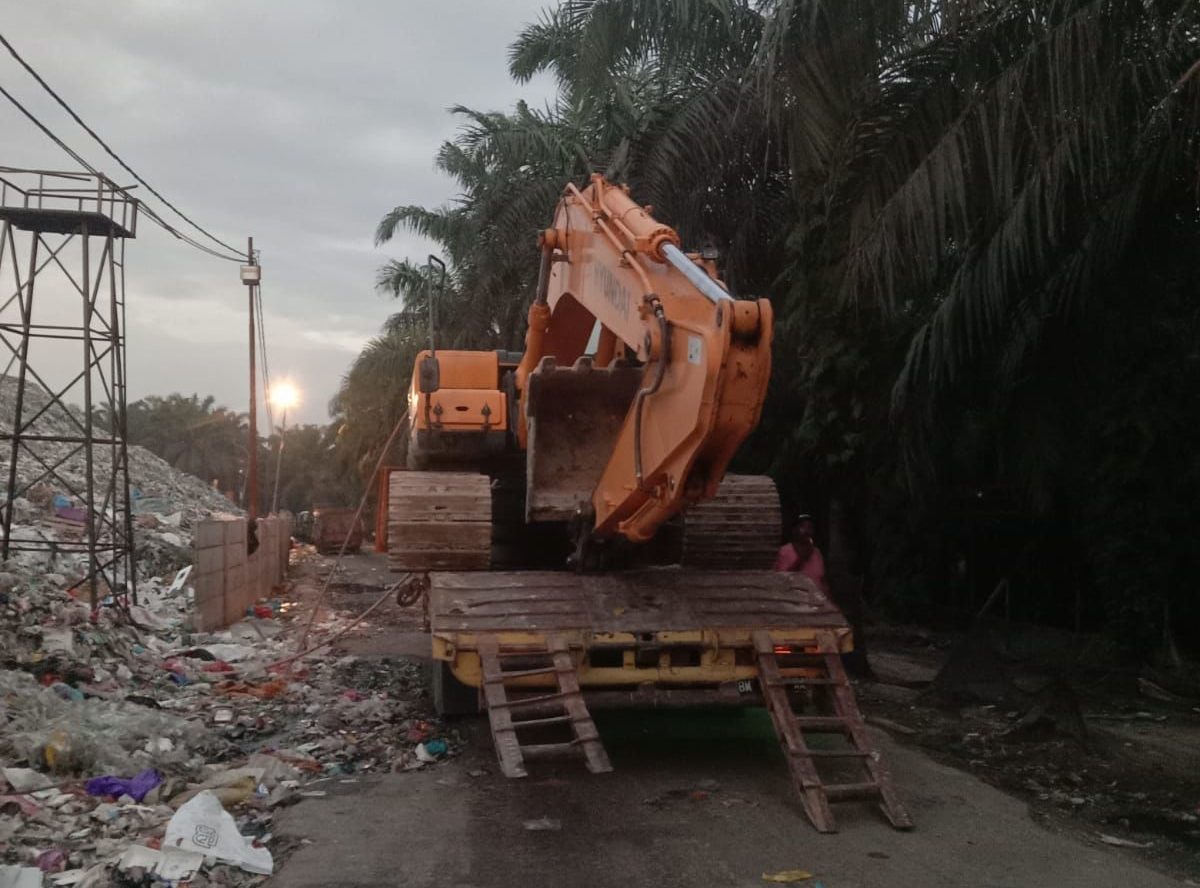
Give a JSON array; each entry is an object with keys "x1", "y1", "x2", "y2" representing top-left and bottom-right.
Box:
[{"x1": 516, "y1": 175, "x2": 773, "y2": 543}]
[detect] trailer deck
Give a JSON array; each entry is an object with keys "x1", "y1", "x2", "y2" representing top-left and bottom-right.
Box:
[{"x1": 426, "y1": 568, "x2": 911, "y2": 831}]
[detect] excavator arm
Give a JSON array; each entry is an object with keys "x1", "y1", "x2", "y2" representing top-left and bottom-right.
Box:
[{"x1": 514, "y1": 175, "x2": 773, "y2": 543}]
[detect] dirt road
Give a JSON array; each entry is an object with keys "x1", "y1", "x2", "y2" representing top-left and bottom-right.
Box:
[
  {"x1": 268, "y1": 665, "x2": 1182, "y2": 886},
  {"x1": 267, "y1": 551, "x2": 1187, "y2": 886}
]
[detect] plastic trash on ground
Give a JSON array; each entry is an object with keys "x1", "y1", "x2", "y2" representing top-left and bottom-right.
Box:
[
  {"x1": 0, "y1": 866, "x2": 42, "y2": 888},
  {"x1": 761, "y1": 870, "x2": 814, "y2": 883},
  {"x1": 118, "y1": 845, "x2": 205, "y2": 881},
  {"x1": 84, "y1": 768, "x2": 161, "y2": 802},
  {"x1": 0, "y1": 670, "x2": 212, "y2": 774},
  {"x1": 2, "y1": 767, "x2": 51, "y2": 793},
  {"x1": 163, "y1": 789, "x2": 273, "y2": 875}
]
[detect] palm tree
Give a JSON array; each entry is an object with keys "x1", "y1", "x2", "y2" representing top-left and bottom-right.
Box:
[
  {"x1": 125, "y1": 394, "x2": 248, "y2": 496},
  {"x1": 364, "y1": 0, "x2": 1200, "y2": 654},
  {"x1": 328, "y1": 322, "x2": 424, "y2": 480}
]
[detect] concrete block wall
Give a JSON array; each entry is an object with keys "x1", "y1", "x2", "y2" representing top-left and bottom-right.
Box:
[{"x1": 192, "y1": 515, "x2": 292, "y2": 631}]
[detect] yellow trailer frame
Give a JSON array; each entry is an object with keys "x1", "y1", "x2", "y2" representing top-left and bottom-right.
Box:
[{"x1": 428, "y1": 568, "x2": 850, "y2": 697}]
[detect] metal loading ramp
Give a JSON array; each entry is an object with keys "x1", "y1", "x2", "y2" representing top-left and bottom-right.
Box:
[{"x1": 429, "y1": 569, "x2": 911, "y2": 832}]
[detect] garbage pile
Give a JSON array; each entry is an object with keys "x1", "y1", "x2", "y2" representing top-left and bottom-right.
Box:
[
  {"x1": 0, "y1": 380, "x2": 455, "y2": 884},
  {"x1": 1, "y1": 549, "x2": 454, "y2": 887},
  {"x1": 0, "y1": 377, "x2": 239, "y2": 583}
]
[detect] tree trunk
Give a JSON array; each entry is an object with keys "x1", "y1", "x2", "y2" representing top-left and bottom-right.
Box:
[{"x1": 826, "y1": 498, "x2": 874, "y2": 679}]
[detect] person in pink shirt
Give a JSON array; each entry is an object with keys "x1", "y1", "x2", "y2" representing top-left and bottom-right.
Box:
[{"x1": 774, "y1": 513, "x2": 828, "y2": 592}]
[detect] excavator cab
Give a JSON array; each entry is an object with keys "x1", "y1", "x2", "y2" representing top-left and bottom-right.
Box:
[{"x1": 405, "y1": 349, "x2": 507, "y2": 469}]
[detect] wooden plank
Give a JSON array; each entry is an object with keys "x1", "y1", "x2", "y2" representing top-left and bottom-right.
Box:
[
  {"x1": 477, "y1": 635, "x2": 528, "y2": 778},
  {"x1": 549, "y1": 635, "x2": 611, "y2": 774},
  {"x1": 818, "y1": 632, "x2": 913, "y2": 830},
  {"x1": 389, "y1": 493, "x2": 492, "y2": 516},
  {"x1": 389, "y1": 551, "x2": 490, "y2": 571},
  {"x1": 428, "y1": 570, "x2": 847, "y2": 634},
  {"x1": 753, "y1": 630, "x2": 836, "y2": 833},
  {"x1": 386, "y1": 471, "x2": 491, "y2": 572}
]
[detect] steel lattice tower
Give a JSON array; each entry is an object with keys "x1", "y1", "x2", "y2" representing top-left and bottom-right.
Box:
[{"x1": 0, "y1": 167, "x2": 139, "y2": 606}]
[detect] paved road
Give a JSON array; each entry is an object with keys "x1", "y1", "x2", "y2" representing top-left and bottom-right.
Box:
[{"x1": 270, "y1": 707, "x2": 1183, "y2": 888}]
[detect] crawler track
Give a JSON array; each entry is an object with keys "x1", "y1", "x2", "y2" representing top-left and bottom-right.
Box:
[
  {"x1": 681, "y1": 474, "x2": 782, "y2": 570},
  {"x1": 387, "y1": 471, "x2": 492, "y2": 571}
]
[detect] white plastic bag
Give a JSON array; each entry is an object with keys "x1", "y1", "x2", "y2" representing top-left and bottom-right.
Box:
[{"x1": 163, "y1": 789, "x2": 273, "y2": 875}]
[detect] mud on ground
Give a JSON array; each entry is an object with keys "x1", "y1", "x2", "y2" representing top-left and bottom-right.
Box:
[
  {"x1": 294, "y1": 546, "x2": 1200, "y2": 881},
  {"x1": 858, "y1": 624, "x2": 1200, "y2": 881}
]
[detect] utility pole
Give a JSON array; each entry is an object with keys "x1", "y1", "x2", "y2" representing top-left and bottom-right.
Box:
[{"x1": 241, "y1": 238, "x2": 261, "y2": 522}]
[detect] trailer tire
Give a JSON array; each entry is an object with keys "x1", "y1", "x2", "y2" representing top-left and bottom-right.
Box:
[{"x1": 432, "y1": 661, "x2": 480, "y2": 716}]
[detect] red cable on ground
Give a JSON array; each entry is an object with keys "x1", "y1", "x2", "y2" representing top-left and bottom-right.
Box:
[
  {"x1": 270, "y1": 576, "x2": 411, "y2": 671},
  {"x1": 295, "y1": 409, "x2": 409, "y2": 651}
]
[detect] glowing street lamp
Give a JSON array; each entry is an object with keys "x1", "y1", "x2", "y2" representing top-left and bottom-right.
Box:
[
  {"x1": 269, "y1": 381, "x2": 299, "y2": 412},
  {"x1": 269, "y1": 380, "x2": 300, "y2": 514}
]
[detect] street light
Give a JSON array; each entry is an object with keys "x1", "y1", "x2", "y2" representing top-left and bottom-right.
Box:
[{"x1": 269, "y1": 380, "x2": 300, "y2": 514}]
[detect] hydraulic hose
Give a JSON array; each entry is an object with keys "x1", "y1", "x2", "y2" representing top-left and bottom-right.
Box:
[
  {"x1": 534, "y1": 243, "x2": 552, "y2": 306},
  {"x1": 633, "y1": 301, "x2": 669, "y2": 488}
]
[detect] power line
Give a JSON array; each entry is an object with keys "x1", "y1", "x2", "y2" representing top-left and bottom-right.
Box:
[
  {"x1": 0, "y1": 81, "x2": 97, "y2": 174},
  {"x1": 0, "y1": 76, "x2": 244, "y2": 263},
  {"x1": 0, "y1": 29, "x2": 245, "y2": 259},
  {"x1": 139, "y1": 202, "x2": 244, "y2": 263}
]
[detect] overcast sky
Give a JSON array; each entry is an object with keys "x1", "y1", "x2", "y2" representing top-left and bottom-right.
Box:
[{"x1": 0, "y1": 0, "x2": 554, "y2": 426}]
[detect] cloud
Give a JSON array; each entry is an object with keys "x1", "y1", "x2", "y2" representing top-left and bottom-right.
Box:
[{"x1": 0, "y1": 0, "x2": 554, "y2": 424}]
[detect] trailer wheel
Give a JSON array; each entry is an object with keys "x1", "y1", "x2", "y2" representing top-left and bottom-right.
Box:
[{"x1": 432, "y1": 661, "x2": 480, "y2": 716}]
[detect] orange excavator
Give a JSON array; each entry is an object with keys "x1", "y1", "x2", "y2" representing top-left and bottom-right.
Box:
[{"x1": 385, "y1": 175, "x2": 910, "y2": 832}]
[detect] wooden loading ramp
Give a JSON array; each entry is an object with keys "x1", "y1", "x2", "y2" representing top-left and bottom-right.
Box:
[{"x1": 429, "y1": 569, "x2": 912, "y2": 832}]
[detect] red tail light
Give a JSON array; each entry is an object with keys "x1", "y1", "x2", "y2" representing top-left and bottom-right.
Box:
[{"x1": 773, "y1": 645, "x2": 793, "y2": 655}]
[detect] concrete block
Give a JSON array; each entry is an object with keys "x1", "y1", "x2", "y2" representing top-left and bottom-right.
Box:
[
  {"x1": 225, "y1": 542, "x2": 246, "y2": 568},
  {"x1": 196, "y1": 593, "x2": 224, "y2": 631},
  {"x1": 196, "y1": 547, "x2": 225, "y2": 577},
  {"x1": 194, "y1": 573, "x2": 222, "y2": 604},
  {"x1": 194, "y1": 522, "x2": 226, "y2": 548}
]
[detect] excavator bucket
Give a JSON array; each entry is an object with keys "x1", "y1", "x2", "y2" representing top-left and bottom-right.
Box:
[{"x1": 525, "y1": 356, "x2": 641, "y2": 522}]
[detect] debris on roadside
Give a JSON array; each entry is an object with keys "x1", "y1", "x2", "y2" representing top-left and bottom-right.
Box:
[
  {"x1": 1098, "y1": 833, "x2": 1155, "y2": 849},
  {"x1": 163, "y1": 790, "x2": 273, "y2": 874},
  {"x1": 860, "y1": 625, "x2": 1200, "y2": 872},
  {"x1": 0, "y1": 416, "x2": 449, "y2": 888},
  {"x1": 761, "y1": 869, "x2": 814, "y2": 883}
]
